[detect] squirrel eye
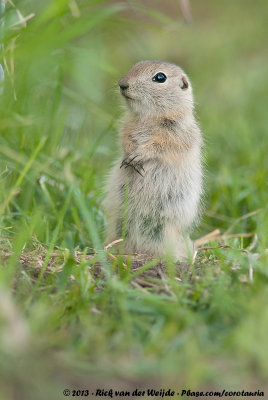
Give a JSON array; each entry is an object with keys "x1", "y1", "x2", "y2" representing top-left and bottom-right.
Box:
[{"x1": 152, "y1": 72, "x2": 167, "y2": 83}]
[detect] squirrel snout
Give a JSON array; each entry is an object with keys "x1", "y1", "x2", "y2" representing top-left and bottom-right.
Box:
[{"x1": 118, "y1": 77, "x2": 129, "y2": 91}]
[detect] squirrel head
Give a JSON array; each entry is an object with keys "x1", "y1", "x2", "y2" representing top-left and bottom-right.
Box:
[{"x1": 118, "y1": 60, "x2": 194, "y2": 118}]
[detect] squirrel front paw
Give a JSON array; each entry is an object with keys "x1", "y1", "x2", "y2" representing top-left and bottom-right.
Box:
[{"x1": 120, "y1": 153, "x2": 145, "y2": 177}]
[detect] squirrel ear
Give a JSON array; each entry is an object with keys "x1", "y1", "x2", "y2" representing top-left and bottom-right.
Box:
[{"x1": 180, "y1": 75, "x2": 189, "y2": 90}]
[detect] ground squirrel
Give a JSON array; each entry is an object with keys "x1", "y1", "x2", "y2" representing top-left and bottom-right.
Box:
[{"x1": 104, "y1": 60, "x2": 203, "y2": 259}]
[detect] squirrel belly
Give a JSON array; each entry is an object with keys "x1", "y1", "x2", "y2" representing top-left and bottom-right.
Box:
[{"x1": 104, "y1": 144, "x2": 202, "y2": 259}]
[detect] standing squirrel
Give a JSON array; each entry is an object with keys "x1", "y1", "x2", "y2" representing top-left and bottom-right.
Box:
[{"x1": 104, "y1": 60, "x2": 203, "y2": 259}]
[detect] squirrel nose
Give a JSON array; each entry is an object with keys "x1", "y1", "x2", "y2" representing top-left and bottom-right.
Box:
[{"x1": 118, "y1": 78, "x2": 129, "y2": 90}]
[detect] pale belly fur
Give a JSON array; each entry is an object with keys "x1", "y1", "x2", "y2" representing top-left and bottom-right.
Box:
[{"x1": 104, "y1": 146, "x2": 202, "y2": 259}]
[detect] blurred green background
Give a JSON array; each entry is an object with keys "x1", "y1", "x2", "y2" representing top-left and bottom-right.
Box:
[{"x1": 0, "y1": 1, "x2": 268, "y2": 399}]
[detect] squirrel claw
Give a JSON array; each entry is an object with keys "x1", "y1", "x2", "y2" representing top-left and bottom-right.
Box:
[
  {"x1": 133, "y1": 164, "x2": 144, "y2": 177},
  {"x1": 120, "y1": 155, "x2": 144, "y2": 177}
]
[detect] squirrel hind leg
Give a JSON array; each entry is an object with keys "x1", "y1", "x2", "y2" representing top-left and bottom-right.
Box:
[
  {"x1": 162, "y1": 226, "x2": 193, "y2": 261},
  {"x1": 122, "y1": 225, "x2": 193, "y2": 261}
]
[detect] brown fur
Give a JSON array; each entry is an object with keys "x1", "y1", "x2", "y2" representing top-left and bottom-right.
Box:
[{"x1": 104, "y1": 60, "x2": 203, "y2": 259}]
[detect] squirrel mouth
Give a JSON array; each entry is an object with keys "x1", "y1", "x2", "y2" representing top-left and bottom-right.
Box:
[{"x1": 120, "y1": 90, "x2": 133, "y2": 100}]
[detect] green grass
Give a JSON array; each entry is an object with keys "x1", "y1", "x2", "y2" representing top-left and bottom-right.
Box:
[{"x1": 0, "y1": 0, "x2": 268, "y2": 399}]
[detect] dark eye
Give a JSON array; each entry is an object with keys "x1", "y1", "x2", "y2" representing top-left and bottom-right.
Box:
[{"x1": 152, "y1": 72, "x2": 167, "y2": 83}]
